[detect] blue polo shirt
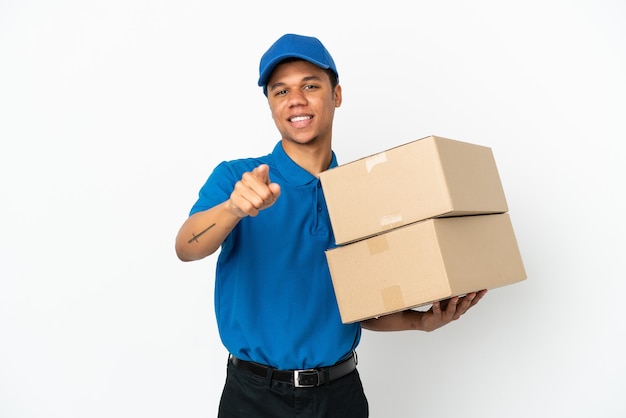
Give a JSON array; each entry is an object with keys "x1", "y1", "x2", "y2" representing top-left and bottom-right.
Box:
[{"x1": 189, "y1": 141, "x2": 361, "y2": 370}]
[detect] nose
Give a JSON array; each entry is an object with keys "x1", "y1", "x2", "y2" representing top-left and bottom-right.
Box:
[{"x1": 288, "y1": 89, "x2": 308, "y2": 107}]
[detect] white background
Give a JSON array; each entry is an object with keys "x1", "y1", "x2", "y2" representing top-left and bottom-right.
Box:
[{"x1": 1, "y1": 1, "x2": 625, "y2": 417}]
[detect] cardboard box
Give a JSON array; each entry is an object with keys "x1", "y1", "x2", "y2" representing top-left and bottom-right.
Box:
[
  {"x1": 320, "y1": 135, "x2": 508, "y2": 245},
  {"x1": 325, "y1": 213, "x2": 526, "y2": 324}
]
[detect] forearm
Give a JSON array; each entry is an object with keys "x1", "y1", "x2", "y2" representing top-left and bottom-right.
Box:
[
  {"x1": 175, "y1": 201, "x2": 241, "y2": 261},
  {"x1": 360, "y1": 310, "x2": 427, "y2": 332},
  {"x1": 360, "y1": 291, "x2": 487, "y2": 332}
]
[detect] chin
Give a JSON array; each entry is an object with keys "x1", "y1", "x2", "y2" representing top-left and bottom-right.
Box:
[{"x1": 285, "y1": 136, "x2": 318, "y2": 145}]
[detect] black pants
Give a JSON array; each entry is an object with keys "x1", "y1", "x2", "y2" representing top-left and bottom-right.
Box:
[{"x1": 218, "y1": 358, "x2": 369, "y2": 417}]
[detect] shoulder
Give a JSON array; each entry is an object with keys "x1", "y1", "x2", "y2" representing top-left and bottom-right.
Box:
[{"x1": 216, "y1": 155, "x2": 270, "y2": 174}]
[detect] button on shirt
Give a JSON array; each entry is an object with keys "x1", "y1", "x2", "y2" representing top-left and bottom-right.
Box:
[{"x1": 189, "y1": 141, "x2": 361, "y2": 370}]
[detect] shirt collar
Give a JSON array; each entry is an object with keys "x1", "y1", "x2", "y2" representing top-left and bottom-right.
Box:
[{"x1": 271, "y1": 141, "x2": 338, "y2": 187}]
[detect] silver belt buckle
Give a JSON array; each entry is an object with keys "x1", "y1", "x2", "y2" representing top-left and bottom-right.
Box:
[{"x1": 293, "y1": 369, "x2": 320, "y2": 388}]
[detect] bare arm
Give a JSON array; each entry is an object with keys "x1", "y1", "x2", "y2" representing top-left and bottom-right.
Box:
[
  {"x1": 360, "y1": 290, "x2": 487, "y2": 332},
  {"x1": 175, "y1": 202, "x2": 242, "y2": 261},
  {"x1": 175, "y1": 164, "x2": 281, "y2": 261}
]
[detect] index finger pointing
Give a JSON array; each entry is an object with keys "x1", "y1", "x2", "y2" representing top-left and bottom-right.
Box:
[{"x1": 252, "y1": 164, "x2": 271, "y2": 185}]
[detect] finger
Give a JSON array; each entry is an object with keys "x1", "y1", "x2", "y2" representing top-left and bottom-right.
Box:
[
  {"x1": 256, "y1": 166, "x2": 280, "y2": 203},
  {"x1": 256, "y1": 165, "x2": 281, "y2": 202},
  {"x1": 241, "y1": 171, "x2": 272, "y2": 199},
  {"x1": 453, "y1": 293, "x2": 475, "y2": 317},
  {"x1": 252, "y1": 164, "x2": 271, "y2": 185},
  {"x1": 468, "y1": 289, "x2": 487, "y2": 308},
  {"x1": 431, "y1": 301, "x2": 442, "y2": 317},
  {"x1": 453, "y1": 292, "x2": 485, "y2": 319},
  {"x1": 249, "y1": 165, "x2": 280, "y2": 202},
  {"x1": 229, "y1": 183, "x2": 261, "y2": 217},
  {"x1": 230, "y1": 179, "x2": 269, "y2": 216},
  {"x1": 233, "y1": 168, "x2": 280, "y2": 215},
  {"x1": 464, "y1": 292, "x2": 477, "y2": 305},
  {"x1": 268, "y1": 182, "x2": 281, "y2": 199},
  {"x1": 440, "y1": 297, "x2": 459, "y2": 321}
]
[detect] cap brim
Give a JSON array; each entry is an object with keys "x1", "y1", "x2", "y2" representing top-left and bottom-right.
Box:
[{"x1": 257, "y1": 53, "x2": 331, "y2": 87}]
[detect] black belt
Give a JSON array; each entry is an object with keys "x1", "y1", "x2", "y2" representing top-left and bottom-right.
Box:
[{"x1": 229, "y1": 352, "x2": 357, "y2": 388}]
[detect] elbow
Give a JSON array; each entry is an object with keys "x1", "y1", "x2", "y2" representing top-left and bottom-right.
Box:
[
  {"x1": 176, "y1": 252, "x2": 194, "y2": 262},
  {"x1": 175, "y1": 247, "x2": 190, "y2": 262},
  {"x1": 175, "y1": 241, "x2": 197, "y2": 262},
  {"x1": 175, "y1": 241, "x2": 217, "y2": 262}
]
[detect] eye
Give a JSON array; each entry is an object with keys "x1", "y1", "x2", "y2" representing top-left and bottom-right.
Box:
[
  {"x1": 303, "y1": 84, "x2": 318, "y2": 91},
  {"x1": 274, "y1": 89, "x2": 288, "y2": 96}
]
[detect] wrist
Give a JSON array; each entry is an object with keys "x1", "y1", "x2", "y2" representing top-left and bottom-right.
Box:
[{"x1": 224, "y1": 199, "x2": 247, "y2": 219}]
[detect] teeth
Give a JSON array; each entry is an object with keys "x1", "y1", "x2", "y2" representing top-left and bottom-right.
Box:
[{"x1": 290, "y1": 116, "x2": 310, "y2": 122}]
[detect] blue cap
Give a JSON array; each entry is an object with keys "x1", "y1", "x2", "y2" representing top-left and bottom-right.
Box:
[{"x1": 258, "y1": 34, "x2": 338, "y2": 95}]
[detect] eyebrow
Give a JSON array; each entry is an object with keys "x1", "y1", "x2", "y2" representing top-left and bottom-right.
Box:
[{"x1": 268, "y1": 75, "x2": 323, "y2": 94}]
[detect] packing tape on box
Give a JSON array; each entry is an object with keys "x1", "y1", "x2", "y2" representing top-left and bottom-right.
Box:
[
  {"x1": 365, "y1": 152, "x2": 387, "y2": 173},
  {"x1": 367, "y1": 234, "x2": 389, "y2": 254},
  {"x1": 382, "y1": 286, "x2": 405, "y2": 311}
]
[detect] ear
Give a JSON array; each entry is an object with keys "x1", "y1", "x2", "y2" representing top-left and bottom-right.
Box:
[{"x1": 334, "y1": 84, "x2": 343, "y2": 108}]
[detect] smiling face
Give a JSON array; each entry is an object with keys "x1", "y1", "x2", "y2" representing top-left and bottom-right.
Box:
[{"x1": 266, "y1": 60, "x2": 342, "y2": 150}]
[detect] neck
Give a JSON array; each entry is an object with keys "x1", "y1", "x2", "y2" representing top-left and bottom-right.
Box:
[{"x1": 281, "y1": 139, "x2": 333, "y2": 176}]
